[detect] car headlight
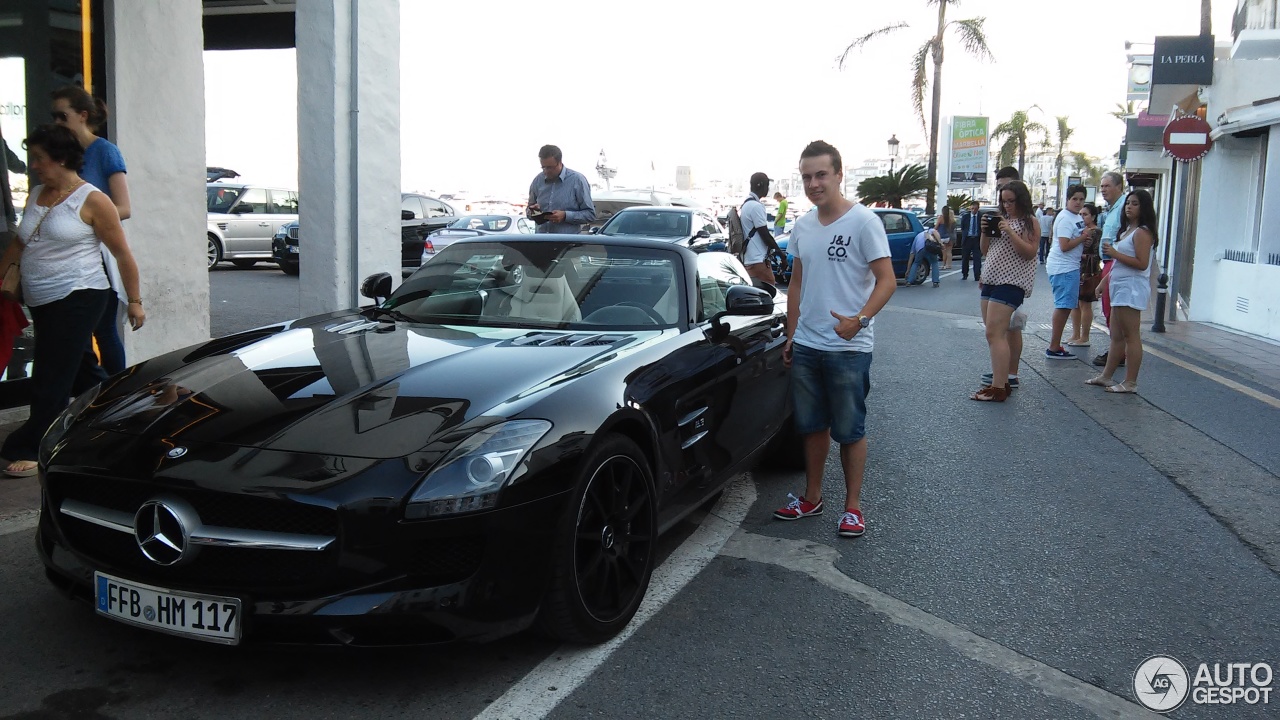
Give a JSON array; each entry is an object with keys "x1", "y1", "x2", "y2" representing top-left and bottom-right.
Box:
[
  {"x1": 39, "y1": 384, "x2": 100, "y2": 464},
  {"x1": 405, "y1": 419, "x2": 552, "y2": 519}
]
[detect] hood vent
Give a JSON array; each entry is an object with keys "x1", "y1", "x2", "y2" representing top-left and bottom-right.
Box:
[
  {"x1": 511, "y1": 332, "x2": 631, "y2": 347},
  {"x1": 325, "y1": 319, "x2": 386, "y2": 335}
]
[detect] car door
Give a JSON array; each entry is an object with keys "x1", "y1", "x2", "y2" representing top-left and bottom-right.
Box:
[
  {"x1": 225, "y1": 187, "x2": 269, "y2": 255},
  {"x1": 662, "y1": 254, "x2": 786, "y2": 509},
  {"x1": 878, "y1": 210, "x2": 919, "y2": 277}
]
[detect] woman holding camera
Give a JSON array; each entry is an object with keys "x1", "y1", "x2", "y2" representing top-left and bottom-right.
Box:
[
  {"x1": 1086, "y1": 190, "x2": 1157, "y2": 394},
  {"x1": 972, "y1": 180, "x2": 1039, "y2": 402},
  {"x1": 0, "y1": 124, "x2": 144, "y2": 477}
]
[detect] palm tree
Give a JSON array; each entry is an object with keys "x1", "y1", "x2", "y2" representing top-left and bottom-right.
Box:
[
  {"x1": 1050, "y1": 116, "x2": 1074, "y2": 207},
  {"x1": 945, "y1": 192, "x2": 973, "y2": 214},
  {"x1": 837, "y1": 0, "x2": 993, "y2": 216},
  {"x1": 1069, "y1": 152, "x2": 1104, "y2": 186},
  {"x1": 856, "y1": 164, "x2": 930, "y2": 208},
  {"x1": 1110, "y1": 101, "x2": 1137, "y2": 123},
  {"x1": 1200, "y1": 0, "x2": 1211, "y2": 36},
  {"x1": 990, "y1": 109, "x2": 1048, "y2": 177}
]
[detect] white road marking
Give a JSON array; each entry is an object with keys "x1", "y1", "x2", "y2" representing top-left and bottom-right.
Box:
[
  {"x1": 0, "y1": 511, "x2": 38, "y2": 537},
  {"x1": 720, "y1": 532, "x2": 1161, "y2": 720},
  {"x1": 475, "y1": 477, "x2": 756, "y2": 720}
]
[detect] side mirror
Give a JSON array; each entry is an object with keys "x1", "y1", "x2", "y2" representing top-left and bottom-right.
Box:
[
  {"x1": 231, "y1": 204, "x2": 253, "y2": 214},
  {"x1": 588, "y1": 227, "x2": 601, "y2": 235},
  {"x1": 724, "y1": 284, "x2": 775, "y2": 315},
  {"x1": 694, "y1": 229, "x2": 711, "y2": 239},
  {"x1": 360, "y1": 272, "x2": 393, "y2": 302},
  {"x1": 401, "y1": 210, "x2": 416, "y2": 221}
]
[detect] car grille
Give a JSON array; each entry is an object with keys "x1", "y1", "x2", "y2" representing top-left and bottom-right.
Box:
[
  {"x1": 287, "y1": 226, "x2": 299, "y2": 240},
  {"x1": 46, "y1": 471, "x2": 344, "y2": 594},
  {"x1": 46, "y1": 471, "x2": 338, "y2": 537}
]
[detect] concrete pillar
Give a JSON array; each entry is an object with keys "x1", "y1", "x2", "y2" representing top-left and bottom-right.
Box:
[
  {"x1": 104, "y1": 0, "x2": 209, "y2": 361},
  {"x1": 296, "y1": 0, "x2": 400, "y2": 317}
]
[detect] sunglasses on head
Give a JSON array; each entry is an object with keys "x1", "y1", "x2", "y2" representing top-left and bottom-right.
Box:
[{"x1": 51, "y1": 111, "x2": 68, "y2": 122}]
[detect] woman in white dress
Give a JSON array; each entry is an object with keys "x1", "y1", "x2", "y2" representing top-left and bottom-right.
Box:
[{"x1": 1086, "y1": 190, "x2": 1156, "y2": 394}]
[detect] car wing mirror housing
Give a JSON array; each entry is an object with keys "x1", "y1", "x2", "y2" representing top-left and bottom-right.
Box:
[
  {"x1": 360, "y1": 272, "x2": 393, "y2": 303},
  {"x1": 401, "y1": 210, "x2": 416, "y2": 220}
]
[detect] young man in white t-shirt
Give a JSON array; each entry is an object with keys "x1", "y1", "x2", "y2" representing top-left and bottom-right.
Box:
[
  {"x1": 772, "y1": 140, "x2": 896, "y2": 538},
  {"x1": 1045, "y1": 185, "x2": 1087, "y2": 359}
]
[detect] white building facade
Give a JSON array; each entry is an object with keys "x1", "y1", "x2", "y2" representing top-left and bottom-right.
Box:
[{"x1": 1188, "y1": 0, "x2": 1280, "y2": 340}]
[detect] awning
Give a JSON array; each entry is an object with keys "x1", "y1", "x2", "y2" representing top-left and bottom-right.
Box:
[{"x1": 1211, "y1": 96, "x2": 1280, "y2": 140}]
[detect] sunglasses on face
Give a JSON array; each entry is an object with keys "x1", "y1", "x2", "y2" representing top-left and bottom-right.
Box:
[{"x1": 51, "y1": 111, "x2": 68, "y2": 122}]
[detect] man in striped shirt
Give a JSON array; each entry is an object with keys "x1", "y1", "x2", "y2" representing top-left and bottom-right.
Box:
[{"x1": 528, "y1": 145, "x2": 596, "y2": 234}]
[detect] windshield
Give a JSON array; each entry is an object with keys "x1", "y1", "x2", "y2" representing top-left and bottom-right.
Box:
[
  {"x1": 386, "y1": 241, "x2": 683, "y2": 330},
  {"x1": 447, "y1": 215, "x2": 513, "y2": 232},
  {"x1": 600, "y1": 210, "x2": 691, "y2": 238},
  {"x1": 207, "y1": 186, "x2": 242, "y2": 213}
]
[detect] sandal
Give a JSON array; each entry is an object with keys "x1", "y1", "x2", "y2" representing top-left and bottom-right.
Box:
[
  {"x1": 1085, "y1": 375, "x2": 1117, "y2": 387},
  {"x1": 4, "y1": 460, "x2": 38, "y2": 478},
  {"x1": 969, "y1": 385, "x2": 1009, "y2": 402},
  {"x1": 1105, "y1": 381, "x2": 1138, "y2": 394},
  {"x1": 1066, "y1": 339, "x2": 1090, "y2": 347}
]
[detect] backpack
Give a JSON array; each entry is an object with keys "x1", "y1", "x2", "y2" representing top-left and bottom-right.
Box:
[{"x1": 725, "y1": 198, "x2": 760, "y2": 259}]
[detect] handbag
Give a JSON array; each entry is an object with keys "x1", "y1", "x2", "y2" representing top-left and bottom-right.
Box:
[
  {"x1": 925, "y1": 238, "x2": 944, "y2": 256},
  {"x1": 0, "y1": 263, "x2": 19, "y2": 303}
]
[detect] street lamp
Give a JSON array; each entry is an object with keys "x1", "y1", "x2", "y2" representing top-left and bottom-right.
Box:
[{"x1": 887, "y1": 135, "x2": 900, "y2": 174}]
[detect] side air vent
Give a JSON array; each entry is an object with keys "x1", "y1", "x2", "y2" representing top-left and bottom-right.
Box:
[{"x1": 510, "y1": 333, "x2": 631, "y2": 347}]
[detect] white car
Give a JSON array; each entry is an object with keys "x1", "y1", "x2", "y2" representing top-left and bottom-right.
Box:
[
  {"x1": 421, "y1": 214, "x2": 536, "y2": 264},
  {"x1": 207, "y1": 182, "x2": 299, "y2": 269}
]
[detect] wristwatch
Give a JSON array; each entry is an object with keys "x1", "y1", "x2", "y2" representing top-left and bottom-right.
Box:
[{"x1": 857, "y1": 315, "x2": 871, "y2": 328}]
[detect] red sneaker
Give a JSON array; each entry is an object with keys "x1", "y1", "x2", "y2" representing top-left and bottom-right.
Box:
[
  {"x1": 773, "y1": 494, "x2": 823, "y2": 520},
  {"x1": 838, "y1": 508, "x2": 866, "y2": 538}
]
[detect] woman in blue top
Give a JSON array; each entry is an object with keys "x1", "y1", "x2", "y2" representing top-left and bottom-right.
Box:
[{"x1": 52, "y1": 86, "x2": 131, "y2": 375}]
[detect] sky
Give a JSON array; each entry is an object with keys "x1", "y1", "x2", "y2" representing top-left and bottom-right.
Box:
[{"x1": 204, "y1": 0, "x2": 1238, "y2": 199}]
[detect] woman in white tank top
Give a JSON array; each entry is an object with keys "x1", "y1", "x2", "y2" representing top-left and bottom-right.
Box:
[
  {"x1": 0, "y1": 124, "x2": 146, "y2": 476},
  {"x1": 1086, "y1": 189, "x2": 1157, "y2": 395}
]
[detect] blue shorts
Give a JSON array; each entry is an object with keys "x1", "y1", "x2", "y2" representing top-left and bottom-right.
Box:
[
  {"x1": 790, "y1": 343, "x2": 872, "y2": 444},
  {"x1": 979, "y1": 283, "x2": 1026, "y2": 309},
  {"x1": 1049, "y1": 270, "x2": 1081, "y2": 309}
]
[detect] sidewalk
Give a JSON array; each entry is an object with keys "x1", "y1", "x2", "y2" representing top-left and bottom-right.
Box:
[{"x1": 0, "y1": 412, "x2": 37, "y2": 528}]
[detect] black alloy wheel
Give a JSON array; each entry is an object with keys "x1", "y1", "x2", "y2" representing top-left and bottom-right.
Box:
[
  {"x1": 539, "y1": 434, "x2": 657, "y2": 644},
  {"x1": 207, "y1": 235, "x2": 223, "y2": 270}
]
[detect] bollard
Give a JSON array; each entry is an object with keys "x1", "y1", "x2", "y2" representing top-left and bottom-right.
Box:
[{"x1": 1152, "y1": 271, "x2": 1168, "y2": 333}]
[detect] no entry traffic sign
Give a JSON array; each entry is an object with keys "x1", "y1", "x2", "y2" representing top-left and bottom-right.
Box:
[{"x1": 1163, "y1": 115, "x2": 1213, "y2": 162}]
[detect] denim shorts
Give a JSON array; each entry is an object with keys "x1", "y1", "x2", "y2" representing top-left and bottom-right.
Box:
[
  {"x1": 1049, "y1": 270, "x2": 1081, "y2": 309},
  {"x1": 790, "y1": 343, "x2": 872, "y2": 444},
  {"x1": 979, "y1": 283, "x2": 1026, "y2": 309}
]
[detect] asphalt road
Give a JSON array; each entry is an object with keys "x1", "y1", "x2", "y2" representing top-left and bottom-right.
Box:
[{"x1": 1, "y1": 264, "x2": 1276, "y2": 719}]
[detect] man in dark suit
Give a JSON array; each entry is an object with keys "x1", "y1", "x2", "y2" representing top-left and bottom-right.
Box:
[{"x1": 958, "y1": 200, "x2": 983, "y2": 281}]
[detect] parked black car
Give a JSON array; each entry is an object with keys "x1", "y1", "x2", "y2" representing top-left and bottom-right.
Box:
[
  {"x1": 37, "y1": 236, "x2": 797, "y2": 647},
  {"x1": 272, "y1": 193, "x2": 457, "y2": 276}
]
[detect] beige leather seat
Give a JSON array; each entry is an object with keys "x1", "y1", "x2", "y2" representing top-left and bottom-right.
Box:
[
  {"x1": 508, "y1": 269, "x2": 581, "y2": 323},
  {"x1": 653, "y1": 277, "x2": 682, "y2": 324}
]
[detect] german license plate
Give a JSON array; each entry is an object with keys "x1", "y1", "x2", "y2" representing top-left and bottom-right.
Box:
[{"x1": 94, "y1": 572, "x2": 241, "y2": 645}]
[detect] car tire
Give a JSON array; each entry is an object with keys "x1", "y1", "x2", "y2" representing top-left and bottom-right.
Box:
[
  {"x1": 207, "y1": 235, "x2": 223, "y2": 270},
  {"x1": 278, "y1": 262, "x2": 299, "y2": 276},
  {"x1": 911, "y1": 261, "x2": 930, "y2": 286},
  {"x1": 537, "y1": 434, "x2": 657, "y2": 644}
]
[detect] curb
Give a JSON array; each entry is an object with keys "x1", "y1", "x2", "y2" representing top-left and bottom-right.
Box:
[{"x1": 1141, "y1": 333, "x2": 1280, "y2": 396}]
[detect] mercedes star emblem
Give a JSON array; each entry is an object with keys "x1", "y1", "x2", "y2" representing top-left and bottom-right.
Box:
[
  {"x1": 134, "y1": 500, "x2": 192, "y2": 566},
  {"x1": 166, "y1": 447, "x2": 188, "y2": 459}
]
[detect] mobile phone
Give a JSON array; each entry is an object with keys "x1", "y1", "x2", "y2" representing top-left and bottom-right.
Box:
[{"x1": 985, "y1": 215, "x2": 1003, "y2": 237}]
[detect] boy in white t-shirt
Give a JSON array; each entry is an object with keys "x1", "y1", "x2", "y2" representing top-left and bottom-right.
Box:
[
  {"x1": 1045, "y1": 185, "x2": 1088, "y2": 359},
  {"x1": 772, "y1": 140, "x2": 896, "y2": 539}
]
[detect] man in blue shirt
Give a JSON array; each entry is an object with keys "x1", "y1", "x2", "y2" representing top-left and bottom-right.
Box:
[
  {"x1": 528, "y1": 145, "x2": 596, "y2": 234},
  {"x1": 1093, "y1": 171, "x2": 1126, "y2": 367}
]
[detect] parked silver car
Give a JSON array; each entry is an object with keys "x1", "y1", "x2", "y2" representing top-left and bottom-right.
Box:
[
  {"x1": 206, "y1": 183, "x2": 299, "y2": 269},
  {"x1": 420, "y1": 213, "x2": 536, "y2": 265}
]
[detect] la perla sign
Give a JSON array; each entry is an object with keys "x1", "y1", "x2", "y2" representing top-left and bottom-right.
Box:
[{"x1": 1152, "y1": 35, "x2": 1215, "y2": 86}]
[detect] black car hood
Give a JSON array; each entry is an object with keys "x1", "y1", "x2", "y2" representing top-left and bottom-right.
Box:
[{"x1": 86, "y1": 313, "x2": 651, "y2": 458}]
